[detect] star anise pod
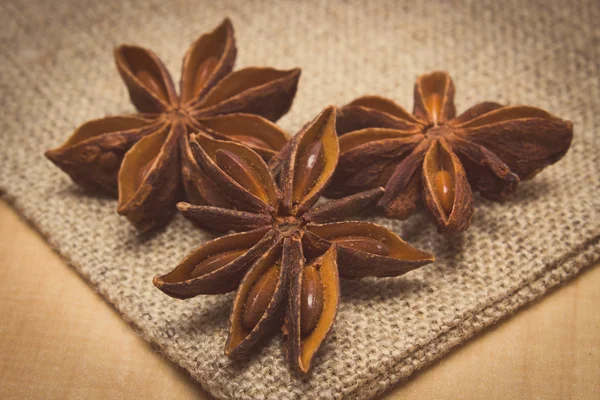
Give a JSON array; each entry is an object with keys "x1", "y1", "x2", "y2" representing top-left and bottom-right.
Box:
[
  {"x1": 45, "y1": 18, "x2": 300, "y2": 231},
  {"x1": 324, "y1": 71, "x2": 574, "y2": 233},
  {"x1": 153, "y1": 107, "x2": 434, "y2": 373}
]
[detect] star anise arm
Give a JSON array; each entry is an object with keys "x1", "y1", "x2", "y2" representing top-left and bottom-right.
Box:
[
  {"x1": 279, "y1": 106, "x2": 339, "y2": 215},
  {"x1": 326, "y1": 132, "x2": 423, "y2": 198},
  {"x1": 456, "y1": 105, "x2": 574, "y2": 180},
  {"x1": 225, "y1": 236, "x2": 290, "y2": 359},
  {"x1": 190, "y1": 132, "x2": 279, "y2": 214},
  {"x1": 287, "y1": 242, "x2": 339, "y2": 374},
  {"x1": 179, "y1": 128, "x2": 231, "y2": 208},
  {"x1": 303, "y1": 187, "x2": 384, "y2": 223},
  {"x1": 383, "y1": 172, "x2": 422, "y2": 220},
  {"x1": 338, "y1": 127, "x2": 423, "y2": 153},
  {"x1": 413, "y1": 71, "x2": 456, "y2": 124},
  {"x1": 304, "y1": 222, "x2": 434, "y2": 278},
  {"x1": 153, "y1": 227, "x2": 277, "y2": 299},
  {"x1": 192, "y1": 67, "x2": 301, "y2": 122},
  {"x1": 194, "y1": 113, "x2": 290, "y2": 158},
  {"x1": 45, "y1": 115, "x2": 159, "y2": 195},
  {"x1": 336, "y1": 103, "x2": 423, "y2": 135},
  {"x1": 378, "y1": 140, "x2": 430, "y2": 218},
  {"x1": 182, "y1": 114, "x2": 290, "y2": 205},
  {"x1": 450, "y1": 137, "x2": 520, "y2": 201},
  {"x1": 114, "y1": 45, "x2": 178, "y2": 113},
  {"x1": 179, "y1": 18, "x2": 236, "y2": 104},
  {"x1": 451, "y1": 102, "x2": 503, "y2": 125},
  {"x1": 117, "y1": 123, "x2": 182, "y2": 231},
  {"x1": 347, "y1": 95, "x2": 425, "y2": 124},
  {"x1": 177, "y1": 202, "x2": 272, "y2": 233},
  {"x1": 421, "y1": 138, "x2": 474, "y2": 233}
]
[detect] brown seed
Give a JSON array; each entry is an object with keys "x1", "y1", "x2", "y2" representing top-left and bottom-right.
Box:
[
  {"x1": 242, "y1": 264, "x2": 280, "y2": 331},
  {"x1": 426, "y1": 93, "x2": 442, "y2": 126},
  {"x1": 435, "y1": 169, "x2": 454, "y2": 215},
  {"x1": 215, "y1": 149, "x2": 268, "y2": 202},
  {"x1": 136, "y1": 69, "x2": 167, "y2": 101},
  {"x1": 332, "y1": 236, "x2": 390, "y2": 256},
  {"x1": 293, "y1": 141, "x2": 325, "y2": 201},
  {"x1": 190, "y1": 249, "x2": 245, "y2": 278},
  {"x1": 192, "y1": 56, "x2": 218, "y2": 98},
  {"x1": 300, "y1": 265, "x2": 324, "y2": 337},
  {"x1": 231, "y1": 134, "x2": 271, "y2": 149}
]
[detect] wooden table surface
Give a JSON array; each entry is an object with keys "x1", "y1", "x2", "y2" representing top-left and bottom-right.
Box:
[{"x1": 0, "y1": 199, "x2": 598, "y2": 400}]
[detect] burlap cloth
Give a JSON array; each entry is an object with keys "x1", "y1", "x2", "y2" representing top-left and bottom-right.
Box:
[{"x1": 1, "y1": 0, "x2": 599, "y2": 398}]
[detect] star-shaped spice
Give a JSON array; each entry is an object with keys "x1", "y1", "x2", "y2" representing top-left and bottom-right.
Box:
[
  {"x1": 45, "y1": 19, "x2": 300, "y2": 231},
  {"x1": 325, "y1": 71, "x2": 573, "y2": 233},
  {"x1": 153, "y1": 107, "x2": 434, "y2": 373}
]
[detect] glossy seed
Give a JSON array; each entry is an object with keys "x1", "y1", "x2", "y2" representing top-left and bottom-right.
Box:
[
  {"x1": 215, "y1": 149, "x2": 268, "y2": 202},
  {"x1": 300, "y1": 265, "x2": 324, "y2": 337},
  {"x1": 190, "y1": 249, "x2": 245, "y2": 278},
  {"x1": 435, "y1": 169, "x2": 454, "y2": 215},
  {"x1": 293, "y1": 141, "x2": 325, "y2": 201},
  {"x1": 136, "y1": 69, "x2": 167, "y2": 101},
  {"x1": 231, "y1": 134, "x2": 271, "y2": 149},
  {"x1": 426, "y1": 93, "x2": 442, "y2": 126},
  {"x1": 242, "y1": 265, "x2": 280, "y2": 331},
  {"x1": 333, "y1": 236, "x2": 390, "y2": 256},
  {"x1": 192, "y1": 56, "x2": 218, "y2": 98}
]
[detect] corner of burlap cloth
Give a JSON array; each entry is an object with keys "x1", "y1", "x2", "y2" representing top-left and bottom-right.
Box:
[{"x1": 1, "y1": 0, "x2": 599, "y2": 399}]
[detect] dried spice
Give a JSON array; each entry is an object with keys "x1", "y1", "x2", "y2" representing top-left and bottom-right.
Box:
[
  {"x1": 325, "y1": 71, "x2": 573, "y2": 233},
  {"x1": 153, "y1": 107, "x2": 434, "y2": 373},
  {"x1": 45, "y1": 18, "x2": 300, "y2": 231}
]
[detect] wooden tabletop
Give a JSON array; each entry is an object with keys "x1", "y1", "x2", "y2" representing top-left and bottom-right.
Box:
[{"x1": 0, "y1": 199, "x2": 598, "y2": 400}]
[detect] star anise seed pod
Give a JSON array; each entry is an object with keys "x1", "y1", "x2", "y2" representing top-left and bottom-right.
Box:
[
  {"x1": 153, "y1": 107, "x2": 434, "y2": 373},
  {"x1": 45, "y1": 18, "x2": 300, "y2": 231},
  {"x1": 325, "y1": 71, "x2": 573, "y2": 233}
]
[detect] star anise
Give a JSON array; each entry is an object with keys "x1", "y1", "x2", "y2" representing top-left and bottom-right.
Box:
[
  {"x1": 324, "y1": 71, "x2": 574, "y2": 233},
  {"x1": 45, "y1": 19, "x2": 300, "y2": 231},
  {"x1": 153, "y1": 107, "x2": 434, "y2": 373}
]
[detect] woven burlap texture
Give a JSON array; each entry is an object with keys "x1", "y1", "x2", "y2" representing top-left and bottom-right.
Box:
[{"x1": 1, "y1": 0, "x2": 599, "y2": 398}]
